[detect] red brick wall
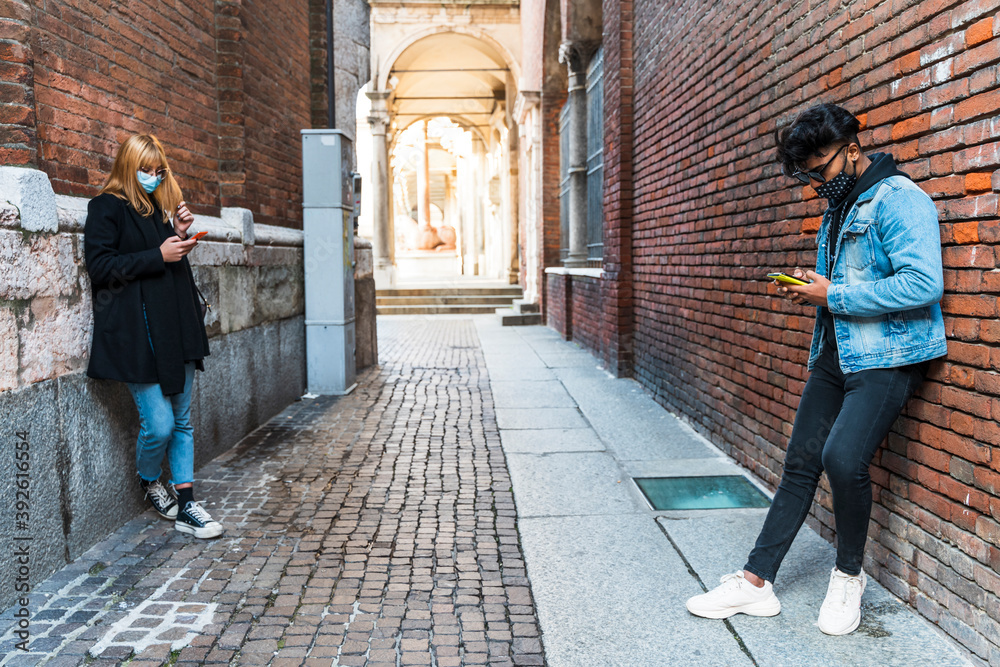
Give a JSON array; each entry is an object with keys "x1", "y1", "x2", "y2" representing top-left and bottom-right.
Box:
[
  {"x1": 599, "y1": 0, "x2": 634, "y2": 377},
  {"x1": 216, "y1": 0, "x2": 246, "y2": 209},
  {"x1": 570, "y1": 274, "x2": 602, "y2": 354},
  {"x1": 4, "y1": 1, "x2": 348, "y2": 228},
  {"x1": 30, "y1": 2, "x2": 221, "y2": 201},
  {"x1": 0, "y1": 1, "x2": 37, "y2": 166},
  {"x1": 617, "y1": 0, "x2": 1000, "y2": 657},
  {"x1": 546, "y1": 273, "x2": 570, "y2": 338},
  {"x1": 241, "y1": 0, "x2": 312, "y2": 227},
  {"x1": 545, "y1": 272, "x2": 605, "y2": 354}
]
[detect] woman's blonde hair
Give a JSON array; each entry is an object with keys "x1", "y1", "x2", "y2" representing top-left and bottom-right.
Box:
[{"x1": 100, "y1": 134, "x2": 182, "y2": 221}]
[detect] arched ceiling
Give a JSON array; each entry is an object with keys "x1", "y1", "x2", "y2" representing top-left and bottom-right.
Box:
[{"x1": 389, "y1": 32, "x2": 510, "y2": 134}]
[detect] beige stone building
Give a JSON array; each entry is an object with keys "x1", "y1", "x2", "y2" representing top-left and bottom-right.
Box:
[{"x1": 357, "y1": 0, "x2": 522, "y2": 288}]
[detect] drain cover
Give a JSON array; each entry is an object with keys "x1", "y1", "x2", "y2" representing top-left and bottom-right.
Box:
[{"x1": 634, "y1": 476, "x2": 770, "y2": 510}]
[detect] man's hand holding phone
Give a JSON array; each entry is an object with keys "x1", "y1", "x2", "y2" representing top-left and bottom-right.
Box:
[{"x1": 770, "y1": 269, "x2": 830, "y2": 307}]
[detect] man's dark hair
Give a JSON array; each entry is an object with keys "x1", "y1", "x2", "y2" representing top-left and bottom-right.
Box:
[{"x1": 774, "y1": 104, "x2": 862, "y2": 177}]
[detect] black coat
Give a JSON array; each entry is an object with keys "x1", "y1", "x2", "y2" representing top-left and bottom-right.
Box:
[{"x1": 84, "y1": 192, "x2": 209, "y2": 394}]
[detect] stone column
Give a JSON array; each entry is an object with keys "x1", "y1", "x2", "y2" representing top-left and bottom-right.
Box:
[
  {"x1": 460, "y1": 154, "x2": 473, "y2": 274},
  {"x1": 514, "y1": 90, "x2": 542, "y2": 303},
  {"x1": 559, "y1": 41, "x2": 594, "y2": 268},
  {"x1": 506, "y1": 130, "x2": 520, "y2": 284},
  {"x1": 450, "y1": 169, "x2": 466, "y2": 273},
  {"x1": 367, "y1": 89, "x2": 394, "y2": 286},
  {"x1": 473, "y1": 139, "x2": 486, "y2": 276},
  {"x1": 417, "y1": 120, "x2": 430, "y2": 226},
  {"x1": 442, "y1": 173, "x2": 452, "y2": 228}
]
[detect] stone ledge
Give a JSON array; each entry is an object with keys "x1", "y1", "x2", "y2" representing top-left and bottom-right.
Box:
[
  {"x1": 544, "y1": 266, "x2": 604, "y2": 279},
  {"x1": 0, "y1": 180, "x2": 308, "y2": 257},
  {"x1": 0, "y1": 166, "x2": 57, "y2": 232}
]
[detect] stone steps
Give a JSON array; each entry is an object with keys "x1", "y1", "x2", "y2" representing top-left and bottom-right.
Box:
[
  {"x1": 378, "y1": 295, "x2": 517, "y2": 307},
  {"x1": 378, "y1": 304, "x2": 511, "y2": 315},
  {"x1": 495, "y1": 299, "x2": 542, "y2": 326},
  {"x1": 378, "y1": 287, "x2": 523, "y2": 298},
  {"x1": 376, "y1": 286, "x2": 523, "y2": 316}
]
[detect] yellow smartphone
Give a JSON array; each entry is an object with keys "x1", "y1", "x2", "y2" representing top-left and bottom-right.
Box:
[{"x1": 767, "y1": 272, "x2": 810, "y2": 286}]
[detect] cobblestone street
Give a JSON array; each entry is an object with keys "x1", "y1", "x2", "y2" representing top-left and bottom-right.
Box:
[{"x1": 0, "y1": 318, "x2": 545, "y2": 667}]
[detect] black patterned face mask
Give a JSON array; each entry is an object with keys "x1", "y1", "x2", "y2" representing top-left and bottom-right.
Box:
[{"x1": 814, "y1": 166, "x2": 856, "y2": 202}]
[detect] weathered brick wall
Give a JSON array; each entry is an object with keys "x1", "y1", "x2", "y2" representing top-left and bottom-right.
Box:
[
  {"x1": 614, "y1": 0, "x2": 1000, "y2": 658},
  {"x1": 546, "y1": 272, "x2": 570, "y2": 338},
  {"x1": 241, "y1": 1, "x2": 311, "y2": 227},
  {"x1": 570, "y1": 274, "x2": 602, "y2": 355},
  {"x1": 30, "y1": 1, "x2": 221, "y2": 201},
  {"x1": 599, "y1": 0, "x2": 634, "y2": 377},
  {"x1": 0, "y1": 1, "x2": 37, "y2": 166},
  {"x1": 1, "y1": 0, "x2": 368, "y2": 229}
]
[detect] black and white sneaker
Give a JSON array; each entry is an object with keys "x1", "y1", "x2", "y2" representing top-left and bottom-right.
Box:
[
  {"x1": 141, "y1": 479, "x2": 178, "y2": 520},
  {"x1": 174, "y1": 501, "x2": 223, "y2": 538}
]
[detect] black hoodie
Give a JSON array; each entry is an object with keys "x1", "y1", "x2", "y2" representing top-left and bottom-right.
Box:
[{"x1": 820, "y1": 152, "x2": 911, "y2": 350}]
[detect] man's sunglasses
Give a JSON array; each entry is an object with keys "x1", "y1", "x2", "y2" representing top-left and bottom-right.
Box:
[{"x1": 790, "y1": 144, "x2": 847, "y2": 184}]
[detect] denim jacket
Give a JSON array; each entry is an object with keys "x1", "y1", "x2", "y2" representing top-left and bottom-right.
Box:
[{"x1": 810, "y1": 175, "x2": 947, "y2": 372}]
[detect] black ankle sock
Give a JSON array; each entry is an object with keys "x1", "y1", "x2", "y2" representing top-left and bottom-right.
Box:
[{"x1": 176, "y1": 487, "x2": 195, "y2": 510}]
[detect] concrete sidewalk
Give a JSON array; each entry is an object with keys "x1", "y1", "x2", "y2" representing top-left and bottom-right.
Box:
[
  {"x1": 475, "y1": 317, "x2": 974, "y2": 667},
  {"x1": 0, "y1": 315, "x2": 976, "y2": 667}
]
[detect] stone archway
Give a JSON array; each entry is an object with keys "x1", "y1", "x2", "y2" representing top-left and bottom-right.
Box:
[{"x1": 362, "y1": 8, "x2": 521, "y2": 287}]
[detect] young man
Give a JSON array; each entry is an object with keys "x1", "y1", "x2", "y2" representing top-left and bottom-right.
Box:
[{"x1": 686, "y1": 104, "x2": 947, "y2": 634}]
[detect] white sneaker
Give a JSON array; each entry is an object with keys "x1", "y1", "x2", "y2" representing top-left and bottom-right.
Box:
[
  {"x1": 686, "y1": 571, "x2": 782, "y2": 619},
  {"x1": 174, "y1": 500, "x2": 223, "y2": 539},
  {"x1": 817, "y1": 567, "x2": 866, "y2": 635},
  {"x1": 141, "y1": 479, "x2": 178, "y2": 520}
]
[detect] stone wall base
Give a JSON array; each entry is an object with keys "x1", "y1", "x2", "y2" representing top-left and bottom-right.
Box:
[{"x1": 0, "y1": 315, "x2": 304, "y2": 610}]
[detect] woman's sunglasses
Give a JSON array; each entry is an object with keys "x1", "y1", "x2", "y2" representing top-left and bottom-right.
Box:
[{"x1": 139, "y1": 166, "x2": 168, "y2": 178}]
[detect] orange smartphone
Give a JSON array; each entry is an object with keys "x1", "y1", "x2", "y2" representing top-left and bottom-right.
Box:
[{"x1": 191, "y1": 231, "x2": 209, "y2": 241}]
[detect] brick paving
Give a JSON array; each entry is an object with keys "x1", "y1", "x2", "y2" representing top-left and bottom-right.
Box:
[{"x1": 0, "y1": 318, "x2": 545, "y2": 667}]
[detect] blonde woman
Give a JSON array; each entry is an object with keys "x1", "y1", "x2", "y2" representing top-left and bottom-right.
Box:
[{"x1": 84, "y1": 134, "x2": 222, "y2": 539}]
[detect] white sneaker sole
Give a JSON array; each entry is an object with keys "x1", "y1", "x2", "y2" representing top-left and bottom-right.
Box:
[
  {"x1": 818, "y1": 613, "x2": 861, "y2": 635},
  {"x1": 686, "y1": 596, "x2": 782, "y2": 619},
  {"x1": 154, "y1": 506, "x2": 178, "y2": 520},
  {"x1": 174, "y1": 521, "x2": 223, "y2": 539},
  {"x1": 818, "y1": 571, "x2": 866, "y2": 635}
]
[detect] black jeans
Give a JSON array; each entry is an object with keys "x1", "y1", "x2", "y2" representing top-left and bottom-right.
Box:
[{"x1": 744, "y1": 345, "x2": 926, "y2": 581}]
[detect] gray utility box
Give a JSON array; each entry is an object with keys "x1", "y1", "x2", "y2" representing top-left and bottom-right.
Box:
[{"x1": 301, "y1": 129, "x2": 357, "y2": 395}]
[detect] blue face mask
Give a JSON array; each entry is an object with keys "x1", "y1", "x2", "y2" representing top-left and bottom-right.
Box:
[{"x1": 136, "y1": 170, "x2": 164, "y2": 194}]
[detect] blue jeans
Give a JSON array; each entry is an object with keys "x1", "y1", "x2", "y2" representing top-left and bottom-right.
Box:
[
  {"x1": 127, "y1": 362, "x2": 196, "y2": 485},
  {"x1": 744, "y1": 346, "x2": 926, "y2": 581}
]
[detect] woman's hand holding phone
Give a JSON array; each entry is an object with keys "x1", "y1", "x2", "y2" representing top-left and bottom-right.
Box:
[{"x1": 160, "y1": 235, "x2": 197, "y2": 263}]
